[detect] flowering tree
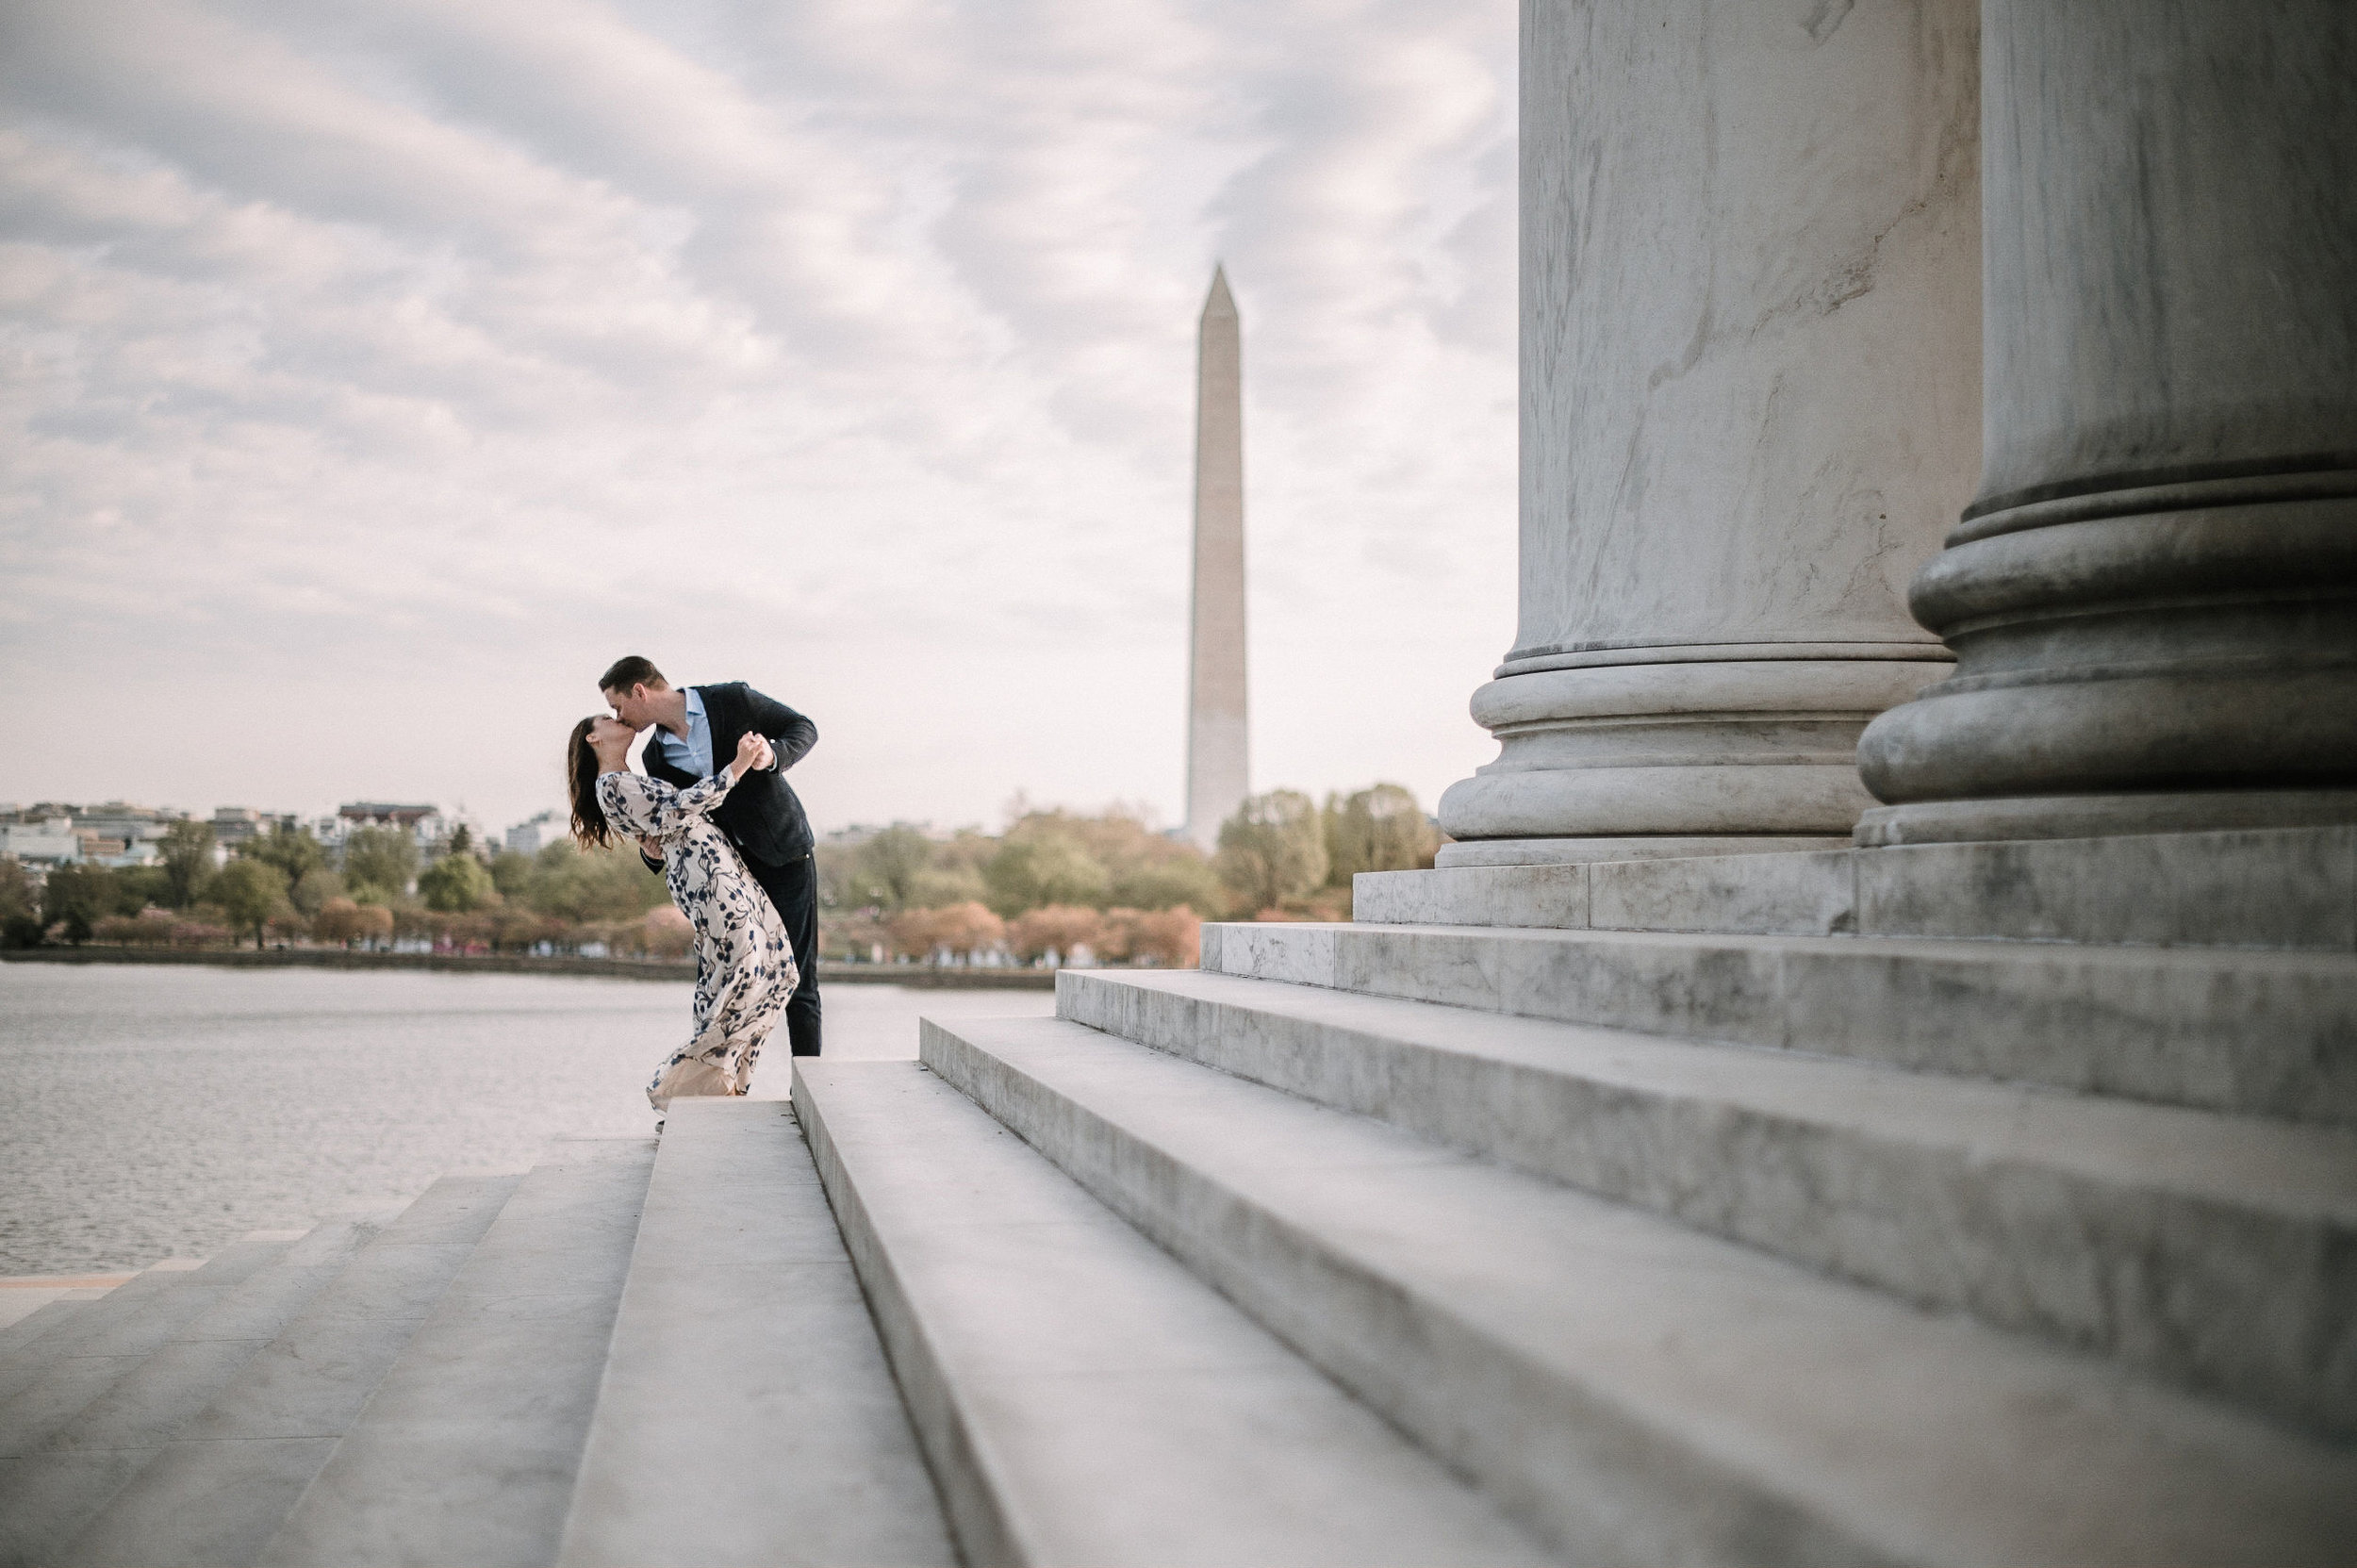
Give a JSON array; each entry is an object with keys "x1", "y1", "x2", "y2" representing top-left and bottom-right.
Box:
[
  {"x1": 314, "y1": 898, "x2": 394, "y2": 948},
  {"x1": 1006, "y1": 904, "x2": 1104, "y2": 964},
  {"x1": 888, "y1": 901, "x2": 1006, "y2": 963},
  {"x1": 1096, "y1": 906, "x2": 1201, "y2": 967}
]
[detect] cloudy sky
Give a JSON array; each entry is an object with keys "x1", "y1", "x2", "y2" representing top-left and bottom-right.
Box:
[{"x1": 0, "y1": 0, "x2": 1517, "y2": 838}]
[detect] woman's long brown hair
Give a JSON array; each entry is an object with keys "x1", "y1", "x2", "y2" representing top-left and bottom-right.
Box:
[{"x1": 568, "y1": 718, "x2": 612, "y2": 849}]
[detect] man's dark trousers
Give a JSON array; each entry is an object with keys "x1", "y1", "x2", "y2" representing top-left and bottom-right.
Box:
[{"x1": 747, "y1": 851, "x2": 821, "y2": 1056}]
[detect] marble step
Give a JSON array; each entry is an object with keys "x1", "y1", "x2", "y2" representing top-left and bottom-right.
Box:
[
  {"x1": 262, "y1": 1141, "x2": 657, "y2": 1568},
  {"x1": 0, "y1": 1293, "x2": 112, "y2": 1367},
  {"x1": 1058, "y1": 967, "x2": 2357, "y2": 1437},
  {"x1": 1358, "y1": 824, "x2": 2357, "y2": 950},
  {"x1": 0, "y1": 1213, "x2": 394, "y2": 1568},
  {"x1": 1200, "y1": 920, "x2": 2357, "y2": 1125},
  {"x1": 0, "y1": 1237, "x2": 302, "y2": 1462},
  {"x1": 0, "y1": 1262, "x2": 205, "y2": 1406},
  {"x1": 921, "y1": 1014, "x2": 2357, "y2": 1567},
  {"x1": 793, "y1": 1059, "x2": 1553, "y2": 1568},
  {"x1": 557, "y1": 1099, "x2": 952, "y2": 1568},
  {"x1": 58, "y1": 1173, "x2": 521, "y2": 1568}
]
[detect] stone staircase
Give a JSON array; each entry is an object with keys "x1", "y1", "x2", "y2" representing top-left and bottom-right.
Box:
[{"x1": 2, "y1": 826, "x2": 2350, "y2": 1564}]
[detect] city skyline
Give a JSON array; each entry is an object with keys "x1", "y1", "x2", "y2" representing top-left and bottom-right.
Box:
[{"x1": 0, "y1": 0, "x2": 1517, "y2": 836}]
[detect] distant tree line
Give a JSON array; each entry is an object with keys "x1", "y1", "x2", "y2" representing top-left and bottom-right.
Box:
[
  {"x1": 816, "y1": 784, "x2": 1441, "y2": 966},
  {"x1": 0, "y1": 817, "x2": 673, "y2": 957},
  {"x1": 2, "y1": 782, "x2": 1441, "y2": 966}
]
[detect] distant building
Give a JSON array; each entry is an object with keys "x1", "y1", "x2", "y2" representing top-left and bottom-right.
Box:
[
  {"x1": 208, "y1": 807, "x2": 272, "y2": 848},
  {"x1": 338, "y1": 802, "x2": 446, "y2": 850},
  {"x1": 70, "y1": 801, "x2": 181, "y2": 846},
  {"x1": 503, "y1": 810, "x2": 566, "y2": 856},
  {"x1": 0, "y1": 817, "x2": 79, "y2": 868},
  {"x1": 91, "y1": 839, "x2": 163, "y2": 868}
]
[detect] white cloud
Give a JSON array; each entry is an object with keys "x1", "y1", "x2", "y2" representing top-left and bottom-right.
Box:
[{"x1": 0, "y1": 0, "x2": 1515, "y2": 834}]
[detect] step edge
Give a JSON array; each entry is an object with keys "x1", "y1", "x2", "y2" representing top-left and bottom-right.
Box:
[
  {"x1": 56, "y1": 1173, "x2": 524, "y2": 1568},
  {"x1": 1056, "y1": 971, "x2": 2357, "y2": 1218},
  {"x1": 257, "y1": 1145, "x2": 657, "y2": 1568},
  {"x1": 793, "y1": 1063, "x2": 1045, "y2": 1568},
  {"x1": 922, "y1": 1016, "x2": 2357, "y2": 1568}
]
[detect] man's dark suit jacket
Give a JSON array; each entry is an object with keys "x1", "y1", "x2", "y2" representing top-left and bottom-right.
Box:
[{"x1": 638, "y1": 682, "x2": 817, "y2": 866}]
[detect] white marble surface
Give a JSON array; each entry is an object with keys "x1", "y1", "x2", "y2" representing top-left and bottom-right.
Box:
[
  {"x1": 799, "y1": 1056, "x2": 1545, "y2": 1568},
  {"x1": 1200, "y1": 919, "x2": 2357, "y2": 1124},
  {"x1": 1510, "y1": 0, "x2": 1975, "y2": 663},
  {"x1": 1855, "y1": 1, "x2": 2357, "y2": 839},
  {"x1": 59, "y1": 1176, "x2": 519, "y2": 1568},
  {"x1": 1442, "y1": 0, "x2": 1976, "y2": 857},
  {"x1": 559, "y1": 1098, "x2": 951, "y2": 1568},
  {"x1": 1060, "y1": 967, "x2": 2357, "y2": 1437},
  {"x1": 263, "y1": 1143, "x2": 655, "y2": 1568},
  {"x1": 0, "y1": 1286, "x2": 113, "y2": 1337},
  {"x1": 1373, "y1": 825, "x2": 2357, "y2": 950},
  {"x1": 1972, "y1": 0, "x2": 2355, "y2": 507},
  {"x1": 924, "y1": 1013, "x2": 2357, "y2": 1565}
]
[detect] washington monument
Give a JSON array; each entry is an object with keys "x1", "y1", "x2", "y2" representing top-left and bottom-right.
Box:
[{"x1": 1185, "y1": 267, "x2": 1247, "y2": 852}]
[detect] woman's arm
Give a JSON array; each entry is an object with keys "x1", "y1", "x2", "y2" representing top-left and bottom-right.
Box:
[{"x1": 668, "y1": 732, "x2": 771, "y2": 822}]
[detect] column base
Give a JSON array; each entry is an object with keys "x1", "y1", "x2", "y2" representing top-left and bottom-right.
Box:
[
  {"x1": 1438, "y1": 658, "x2": 1952, "y2": 857},
  {"x1": 1436, "y1": 834, "x2": 1851, "y2": 868},
  {"x1": 1854, "y1": 789, "x2": 2357, "y2": 847}
]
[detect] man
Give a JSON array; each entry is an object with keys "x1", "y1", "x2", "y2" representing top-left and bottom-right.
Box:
[{"x1": 600, "y1": 655, "x2": 822, "y2": 1058}]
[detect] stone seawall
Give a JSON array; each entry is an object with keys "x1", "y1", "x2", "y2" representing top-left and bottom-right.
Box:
[{"x1": 0, "y1": 947, "x2": 1056, "y2": 989}]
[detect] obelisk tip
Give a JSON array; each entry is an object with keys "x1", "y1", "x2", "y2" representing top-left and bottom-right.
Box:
[{"x1": 1203, "y1": 264, "x2": 1236, "y2": 319}]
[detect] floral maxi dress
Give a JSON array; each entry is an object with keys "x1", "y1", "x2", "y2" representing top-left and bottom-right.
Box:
[{"x1": 596, "y1": 764, "x2": 798, "y2": 1113}]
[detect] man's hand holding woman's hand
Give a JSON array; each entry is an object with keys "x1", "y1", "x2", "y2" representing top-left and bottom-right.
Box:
[{"x1": 733, "y1": 731, "x2": 775, "y2": 775}]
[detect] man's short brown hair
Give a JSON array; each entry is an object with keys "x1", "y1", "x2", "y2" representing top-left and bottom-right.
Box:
[{"x1": 599, "y1": 655, "x2": 668, "y2": 693}]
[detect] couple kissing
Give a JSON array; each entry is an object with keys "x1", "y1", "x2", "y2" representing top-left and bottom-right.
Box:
[{"x1": 566, "y1": 656, "x2": 820, "y2": 1119}]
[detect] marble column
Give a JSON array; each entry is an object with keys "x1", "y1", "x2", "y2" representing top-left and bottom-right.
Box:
[
  {"x1": 1855, "y1": 0, "x2": 2357, "y2": 845},
  {"x1": 1438, "y1": 0, "x2": 1981, "y2": 867},
  {"x1": 1186, "y1": 268, "x2": 1249, "y2": 852}
]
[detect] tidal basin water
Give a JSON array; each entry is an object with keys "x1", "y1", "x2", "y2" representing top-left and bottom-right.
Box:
[{"x1": 0, "y1": 961, "x2": 1052, "y2": 1276}]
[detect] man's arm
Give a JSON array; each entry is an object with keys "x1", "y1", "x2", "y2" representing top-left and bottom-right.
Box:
[{"x1": 737, "y1": 685, "x2": 816, "y2": 772}]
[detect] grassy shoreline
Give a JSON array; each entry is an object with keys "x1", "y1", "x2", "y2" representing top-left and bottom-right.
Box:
[{"x1": 0, "y1": 946, "x2": 1057, "y2": 988}]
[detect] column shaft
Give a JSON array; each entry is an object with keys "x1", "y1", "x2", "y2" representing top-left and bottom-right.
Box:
[
  {"x1": 1856, "y1": 0, "x2": 2357, "y2": 845},
  {"x1": 1441, "y1": 0, "x2": 1979, "y2": 867}
]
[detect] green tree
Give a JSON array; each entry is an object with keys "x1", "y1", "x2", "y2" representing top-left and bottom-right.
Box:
[
  {"x1": 0, "y1": 858, "x2": 33, "y2": 923},
  {"x1": 527, "y1": 842, "x2": 666, "y2": 922},
  {"x1": 245, "y1": 822, "x2": 339, "y2": 914},
  {"x1": 418, "y1": 851, "x2": 495, "y2": 913},
  {"x1": 0, "y1": 858, "x2": 39, "y2": 947},
  {"x1": 245, "y1": 822, "x2": 324, "y2": 883},
  {"x1": 448, "y1": 822, "x2": 475, "y2": 859},
  {"x1": 847, "y1": 825, "x2": 935, "y2": 912},
  {"x1": 158, "y1": 818, "x2": 217, "y2": 908},
  {"x1": 40, "y1": 863, "x2": 120, "y2": 944},
  {"x1": 907, "y1": 861, "x2": 989, "y2": 909},
  {"x1": 288, "y1": 867, "x2": 344, "y2": 916},
  {"x1": 489, "y1": 850, "x2": 537, "y2": 900},
  {"x1": 1323, "y1": 784, "x2": 1439, "y2": 885},
  {"x1": 212, "y1": 858, "x2": 289, "y2": 949},
  {"x1": 341, "y1": 827, "x2": 419, "y2": 901},
  {"x1": 1213, "y1": 791, "x2": 1329, "y2": 915},
  {"x1": 982, "y1": 830, "x2": 1110, "y2": 916},
  {"x1": 1110, "y1": 855, "x2": 1226, "y2": 915},
  {"x1": 114, "y1": 865, "x2": 174, "y2": 910}
]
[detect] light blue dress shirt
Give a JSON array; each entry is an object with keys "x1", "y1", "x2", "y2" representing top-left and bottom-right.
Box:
[{"x1": 655, "y1": 687, "x2": 715, "y2": 779}]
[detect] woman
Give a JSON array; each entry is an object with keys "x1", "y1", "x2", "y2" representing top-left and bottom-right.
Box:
[{"x1": 568, "y1": 715, "x2": 798, "y2": 1116}]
